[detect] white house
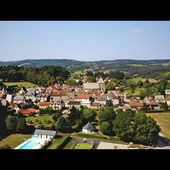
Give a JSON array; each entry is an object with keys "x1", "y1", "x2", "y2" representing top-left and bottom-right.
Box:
[
  {"x1": 165, "y1": 89, "x2": 170, "y2": 95},
  {"x1": 82, "y1": 122, "x2": 95, "y2": 133},
  {"x1": 33, "y1": 129, "x2": 57, "y2": 140}
]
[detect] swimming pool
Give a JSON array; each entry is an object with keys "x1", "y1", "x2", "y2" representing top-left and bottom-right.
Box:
[
  {"x1": 15, "y1": 138, "x2": 44, "y2": 150},
  {"x1": 18, "y1": 139, "x2": 40, "y2": 149}
]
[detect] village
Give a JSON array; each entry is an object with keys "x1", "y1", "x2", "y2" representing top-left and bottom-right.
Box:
[{"x1": 1, "y1": 73, "x2": 170, "y2": 150}]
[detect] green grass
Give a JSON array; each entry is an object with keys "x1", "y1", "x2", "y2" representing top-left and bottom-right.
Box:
[
  {"x1": 0, "y1": 134, "x2": 32, "y2": 149},
  {"x1": 74, "y1": 143, "x2": 93, "y2": 149},
  {"x1": 47, "y1": 135, "x2": 68, "y2": 149},
  {"x1": 64, "y1": 139, "x2": 75, "y2": 149},
  {"x1": 3, "y1": 81, "x2": 37, "y2": 88},
  {"x1": 74, "y1": 132, "x2": 107, "y2": 139},
  {"x1": 146, "y1": 113, "x2": 170, "y2": 139}
]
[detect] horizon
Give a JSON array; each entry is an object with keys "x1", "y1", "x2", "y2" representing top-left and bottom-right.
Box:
[
  {"x1": 1, "y1": 58, "x2": 170, "y2": 62},
  {"x1": 0, "y1": 21, "x2": 170, "y2": 61}
]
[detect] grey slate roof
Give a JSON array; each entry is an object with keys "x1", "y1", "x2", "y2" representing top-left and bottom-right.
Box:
[
  {"x1": 34, "y1": 129, "x2": 57, "y2": 136},
  {"x1": 82, "y1": 122, "x2": 95, "y2": 131},
  {"x1": 83, "y1": 83, "x2": 99, "y2": 90}
]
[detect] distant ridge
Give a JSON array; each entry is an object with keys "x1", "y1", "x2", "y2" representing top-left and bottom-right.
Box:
[{"x1": 1, "y1": 58, "x2": 170, "y2": 67}]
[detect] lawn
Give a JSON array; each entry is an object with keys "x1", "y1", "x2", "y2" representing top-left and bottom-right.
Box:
[
  {"x1": 74, "y1": 143, "x2": 93, "y2": 149},
  {"x1": 74, "y1": 132, "x2": 107, "y2": 139},
  {"x1": 146, "y1": 113, "x2": 170, "y2": 139},
  {"x1": 3, "y1": 81, "x2": 37, "y2": 88},
  {"x1": 26, "y1": 115, "x2": 54, "y2": 128},
  {"x1": 0, "y1": 134, "x2": 32, "y2": 149},
  {"x1": 47, "y1": 135, "x2": 69, "y2": 149}
]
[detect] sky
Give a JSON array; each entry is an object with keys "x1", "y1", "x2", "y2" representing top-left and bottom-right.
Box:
[{"x1": 0, "y1": 21, "x2": 170, "y2": 61}]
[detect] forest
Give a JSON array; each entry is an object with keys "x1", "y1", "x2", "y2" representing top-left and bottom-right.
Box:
[{"x1": 0, "y1": 66, "x2": 70, "y2": 87}]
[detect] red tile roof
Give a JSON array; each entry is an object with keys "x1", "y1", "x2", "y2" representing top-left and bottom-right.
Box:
[
  {"x1": 39, "y1": 102, "x2": 51, "y2": 106},
  {"x1": 18, "y1": 108, "x2": 39, "y2": 115},
  {"x1": 91, "y1": 102, "x2": 101, "y2": 106},
  {"x1": 146, "y1": 100, "x2": 158, "y2": 106},
  {"x1": 165, "y1": 98, "x2": 170, "y2": 101},
  {"x1": 129, "y1": 100, "x2": 144, "y2": 107},
  {"x1": 75, "y1": 94, "x2": 90, "y2": 99}
]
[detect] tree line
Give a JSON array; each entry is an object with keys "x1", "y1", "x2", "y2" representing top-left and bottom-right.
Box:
[{"x1": 0, "y1": 66, "x2": 70, "y2": 86}]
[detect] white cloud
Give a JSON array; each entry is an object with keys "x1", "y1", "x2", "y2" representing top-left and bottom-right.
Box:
[{"x1": 129, "y1": 29, "x2": 144, "y2": 33}]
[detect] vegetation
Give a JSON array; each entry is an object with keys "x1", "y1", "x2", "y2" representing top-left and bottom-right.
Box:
[
  {"x1": 113, "y1": 110, "x2": 160, "y2": 145},
  {"x1": 74, "y1": 143, "x2": 93, "y2": 149},
  {"x1": 47, "y1": 135, "x2": 69, "y2": 149},
  {"x1": 0, "y1": 65, "x2": 70, "y2": 86},
  {"x1": 146, "y1": 113, "x2": 170, "y2": 139},
  {"x1": 3, "y1": 81, "x2": 36, "y2": 88},
  {"x1": 0, "y1": 134, "x2": 31, "y2": 148}
]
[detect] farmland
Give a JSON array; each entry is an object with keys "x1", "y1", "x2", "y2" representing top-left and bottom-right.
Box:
[
  {"x1": 3, "y1": 81, "x2": 37, "y2": 88},
  {"x1": 146, "y1": 113, "x2": 170, "y2": 139}
]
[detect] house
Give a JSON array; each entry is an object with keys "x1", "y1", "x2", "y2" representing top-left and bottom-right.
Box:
[
  {"x1": 34, "y1": 129, "x2": 57, "y2": 139},
  {"x1": 68, "y1": 101, "x2": 81, "y2": 109},
  {"x1": 0, "y1": 99, "x2": 9, "y2": 107},
  {"x1": 38, "y1": 102, "x2": 51, "y2": 109},
  {"x1": 18, "y1": 108, "x2": 39, "y2": 116},
  {"x1": 82, "y1": 122, "x2": 95, "y2": 133},
  {"x1": 129, "y1": 100, "x2": 144, "y2": 109},
  {"x1": 13, "y1": 95, "x2": 26, "y2": 104},
  {"x1": 94, "y1": 94, "x2": 107, "y2": 105},
  {"x1": 155, "y1": 95, "x2": 164, "y2": 101},
  {"x1": 146, "y1": 100, "x2": 160, "y2": 111},
  {"x1": 165, "y1": 89, "x2": 170, "y2": 95},
  {"x1": 50, "y1": 96, "x2": 62, "y2": 110},
  {"x1": 74, "y1": 94, "x2": 91, "y2": 108},
  {"x1": 91, "y1": 102, "x2": 102, "y2": 110},
  {"x1": 165, "y1": 98, "x2": 170, "y2": 106},
  {"x1": 6, "y1": 94, "x2": 13, "y2": 103}
]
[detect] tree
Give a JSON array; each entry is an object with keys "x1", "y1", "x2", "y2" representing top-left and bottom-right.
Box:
[
  {"x1": 112, "y1": 110, "x2": 160, "y2": 144},
  {"x1": 5, "y1": 115, "x2": 18, "y2": 133},
  {"x1": 160, "y1": 102, "x2": 168, "y2": 112},
  {"x1": 98, "y1": 106, "x2": 116, "y2": 124},
  {"x1": 109, "y1": 71, "x2": 125, "y2": 80},
  {"x1": 0, "y1": 103, "x2": 8, "y2": 137},
  {"x1": 16, "y1": 118, "x2": 27, "y2": 133},
  {"x1": 68, "y1": 106, "x2": 81, "y2": 125},
  {"x1": 55, "y1": 116, "x2": 69, "y2": 132},
  {"x1": 87, "y1": 76, "x2": 96, "y2": 83},
  {"x1": 112, "y1": 109, "x2": 136, "y2": 142},
  {"x1": 83, "y1": 108, "x2": 96, "y2": 122},
  {"x1": 66, "y1": 78, "x2": 77, "y2": 86},
  {"x1": 99, "y1": 121, "x2": 113, "y2": 135},
  {"x1": 106, "y1": 82, "x2": 115, "y2": 90},
  {"x1": 133, "y1": 113, "x2": 160, "y2": 145}
]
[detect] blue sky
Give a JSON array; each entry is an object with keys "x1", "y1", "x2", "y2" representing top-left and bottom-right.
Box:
[{"x1": 0, "y1": 21, "x2": 170, "y2": 61}]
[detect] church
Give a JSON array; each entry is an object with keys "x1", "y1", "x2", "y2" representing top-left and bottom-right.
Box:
[{"x1": 83, "y1": 77, "x2": 105, "y2": 92}]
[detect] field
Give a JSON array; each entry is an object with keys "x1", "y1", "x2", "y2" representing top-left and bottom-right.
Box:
[
  {"x1": 47, "y1": 135, "x2": 69, "y2": 149},
  {"x1": 0, "y1": 134, "x2": 32, "y2": 149},
  {"x1": 3, "y1": 81, "x2": 37, "y2": 88},
  {"x1": 74, "y1": 143, "x2": 93, "y2": 149},
  {"x1": 146, "y1": 113, "x2": 170, "y2": 139}
]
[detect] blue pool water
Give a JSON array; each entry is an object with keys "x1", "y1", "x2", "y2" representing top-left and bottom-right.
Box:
[{"x1": 18, "y1": 139, "x2": 40, "y2": 149}]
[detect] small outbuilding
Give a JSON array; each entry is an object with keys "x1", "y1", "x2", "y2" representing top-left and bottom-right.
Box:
[{"x1": 82, "y1": 122, "x2": 95, "y2": 133}]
